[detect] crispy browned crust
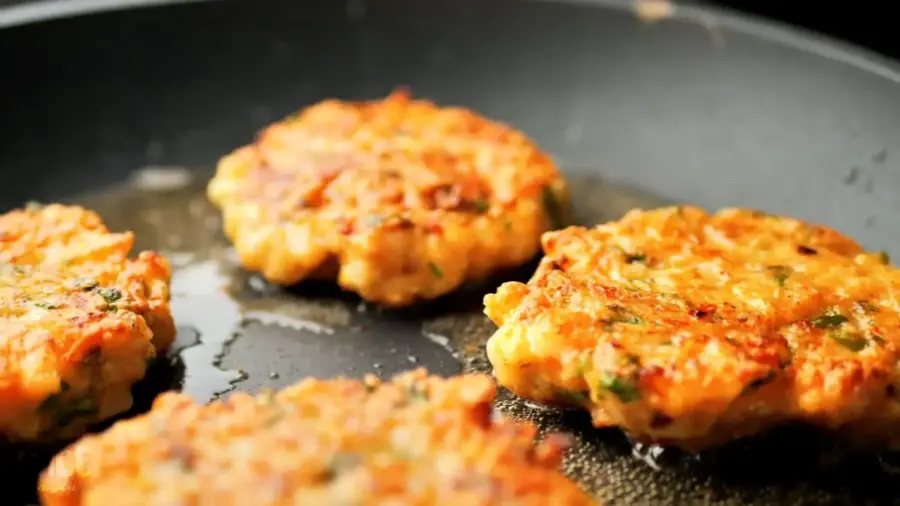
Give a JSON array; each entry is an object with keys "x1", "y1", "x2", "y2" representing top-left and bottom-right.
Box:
[
  {"x1": 484, "y1": 206, "x2": 900, "y2": 452},
  {"x1": 207, "y1": 89, "x2": 570, "y2": 307},
  {"x1": 39, "y1": 369, "x2": 595, "y2": 506},
  {"x1": 0, "y1": 204, "x2": 174, "y2": 442}
]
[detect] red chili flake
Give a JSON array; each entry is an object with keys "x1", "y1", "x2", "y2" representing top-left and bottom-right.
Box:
[
  {"x1": 690, "y1": 304, "x2": 717, "y2": 319},
  {"x1": 338, "y1": 220, "x2": 355, "y2": 235},
  {"x1": 602, "y1": 286, "x2": 623, "y2": 299}
]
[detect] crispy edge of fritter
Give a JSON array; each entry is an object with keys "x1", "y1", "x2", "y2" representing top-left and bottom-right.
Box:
[
  {"x1": 483, "y1": 206, "x2": 900, "y2": 452},
  {"x1": 0, "y1": 205, "x2": 175, "y2": 442},
  {"x1": 39, "y1": 369, "x2": 595, "y2": 506},
  {"x1": 206, "y1": 92, "x2": 571, "y2": 307}
]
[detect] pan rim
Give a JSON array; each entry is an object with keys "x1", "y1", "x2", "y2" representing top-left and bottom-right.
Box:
[
  {"x1": 0, "y1": 0, "x2": 212, "y2": 29},
  {"x1": 1, "y1": 0, "x2": 899, "y2": 86}
]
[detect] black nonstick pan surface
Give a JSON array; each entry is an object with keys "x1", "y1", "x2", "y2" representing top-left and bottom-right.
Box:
[{"x1": 2, "y1": 0, "x2": 900, "y2": 504}]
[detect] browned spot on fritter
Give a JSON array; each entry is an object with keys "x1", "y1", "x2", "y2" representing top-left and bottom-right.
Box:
[
  {"x1": 484, "y1": 205, "x2": 900, "y2": 452},
  {"x1": 207, "y1": 89, "x2": 570, "y2": 307},
  {"x1": 39, "y1": 369, "x2": 595, "y2": 506}
]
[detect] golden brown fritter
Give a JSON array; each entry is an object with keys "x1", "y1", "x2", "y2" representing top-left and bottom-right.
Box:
[
  {"x1": 0, "y1": 204, "x2": 174, "y2": 442},
  {"x1": 39, "y1": 369, "x2": 595, "y2": 506},
  {"x1": 484, "y1": 206, "x2": 900, "y2": 452},
  {"x1": 207, "y1": 90, "x2": 570, "y2": 307}
]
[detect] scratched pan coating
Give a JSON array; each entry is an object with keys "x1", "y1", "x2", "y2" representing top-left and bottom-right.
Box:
[{"x1": 3, "y1": 0, "x2": 900, "y2": 505}]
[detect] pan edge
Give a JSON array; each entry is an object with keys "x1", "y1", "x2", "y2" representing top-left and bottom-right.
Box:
[
  {"x1": 540, "y1": 0, "x2": 900, "y2": 84},
  {"x1": 3, "y1": 0, "x2": 899, "y2": 86},
  {"x1": 0, "y1": 0, "x2": 212, "y2": 29}
]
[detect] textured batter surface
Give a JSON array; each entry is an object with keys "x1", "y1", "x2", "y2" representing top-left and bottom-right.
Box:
[
  {"x1": 484, "y1": 206, "x2": 900, "y2": 452},
  {"x1": 207, "y1": 90, "x2": 570, "y2": 307},
  {"x1": 39, "y1": 369, "x2": 594, "y2": 506},
  {"x1": 0, "y1": 204, "x2": 175, "y2": 443}
]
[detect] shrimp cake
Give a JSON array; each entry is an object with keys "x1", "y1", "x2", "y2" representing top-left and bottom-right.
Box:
[
  {"x1": 207, "y1": 90, "x2": 570, "y2": 307},
  {"x1": 484, "y1": 206, "x2": 900, "y2": 452},
  {"x1": 39, "y1": 369, "x2": 595, "y2": 506},
  {"x1": 0, "y1": 204, "x2": 175, "y2": 443}
]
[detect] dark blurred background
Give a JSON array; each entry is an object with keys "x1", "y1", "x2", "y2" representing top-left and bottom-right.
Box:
[
  {"x1": 0, "y1": 0, "x2": 895, "y2": 60},
  {"x1": 707, "y1": 1, "x2": 894, "y2": 59}
]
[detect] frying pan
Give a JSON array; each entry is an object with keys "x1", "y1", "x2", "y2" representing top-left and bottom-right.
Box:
[{"x1": 2, "y1": 0, "x2": 900, "y2": 504}]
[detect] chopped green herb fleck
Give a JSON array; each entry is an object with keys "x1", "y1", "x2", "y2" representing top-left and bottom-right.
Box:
[
  {"x1": 617, "y1": 315, "x2": 644, "y2": 325},
  {"x1": 72, "y1": 278, "x2": 98, "y2": 291},
  {"x1": 12, "y1": 265, "x2": 26, "y2": 275},
  {"x1": 39, "y1": 385, "x2": 96, "y2": 428},
  {"x1": 555, "y1": 389, "x2": 590, "y2": 406},
  {"x1": 812, "y1": 313, "x2": 848, "y2": 329},
  {"x1": 625, "y1": 252, "x2": 647, "y2": 264},
  {"x1": 366, "y1": 215, "x2": 384, "y2": 228},
  {"x1": 873, "y1": 334, "x2": 886, "y2": 345},
  {"x1": 541, "y1": 186, "x2": 566, "y2": 230},
  {"x1": 53, "y1": 398, "x2": 97, "y2": 428},
  {"x1": 407, "y1": 382, "x2": 429, "y2": 403},
  {"x1": 767, "y1": 265, "x2": 791, "y2": 287},
  {"x1": 858, "y1": 300, "x2": 879, "y2": 313},
  {"x1": 98, "y1": 288, "x2": 122, "y2": 303},
  {"x1": 741, "y1": 370, "x2": 777, "y2": 396},
  {"x1": 503, "y1": 219, "x2": 513, "y2": 232},
  {"x1": 428, "y1": 262, "x2": 444, "y2": 279},
  {"x1": 598, "y1": 375, "x2": 641, "y2": 403},
  {"x1": 830, "y1": 331, "x2": 868, "y2": 352},
  {"x1": 33, "y1": 301, "x2": 58, "y2": 310},
  {"x1": 472, "y1": 199, "x2": 489, "y2": 214},
  {"x1": 610, "y1": 306, "x2": 644, "y2": 325},
  {"x1": 876, "y1": 251, "x2": 891, "y2": 265}
]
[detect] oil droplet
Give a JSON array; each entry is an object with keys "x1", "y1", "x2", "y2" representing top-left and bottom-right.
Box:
[
  {"x1": 522, "y1": 400, "x2": 555, "y2": 412},
  {"x1": 420, "y1": 313, "x2": 493, "y2": 373},
  {"x1": 421, "y1": 331, "x2": 458, "y2": 359},
  {"x1": 248, "y1": 274, "x2": 277, "y2": 295},
  {"x1": 129, "y1": 166, "x2": 193, "y2": 192},
  {"x1": 242, "y1": 310, "x2": 334, "y2": 335},
  {"x1": 631, "y1": 442, "x2": 666, "y2": 471}
]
